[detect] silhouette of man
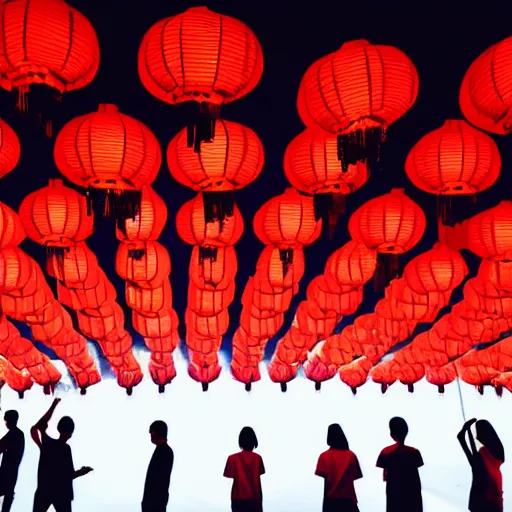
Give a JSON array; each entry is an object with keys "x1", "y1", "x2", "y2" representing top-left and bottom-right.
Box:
[
  {"x1": 0, "y1": 410, "x2": 25, "y2": 512},
  {"x1": 142, "y1": 420, "x2": 174, "y2": 512},
  {"x1": 376, "y1": 417, "x2": 424, "y2": 512},
  {"x1": 31, "y1": 398, "x2": 93, "y2": 512}
]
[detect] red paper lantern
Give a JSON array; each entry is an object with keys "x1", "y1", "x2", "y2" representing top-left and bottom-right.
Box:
[
  {"x1": 0, "y1": 118, "x2": 20, "y2": 178},
  {"x1": 138, "y1": 6, "x2": 263, "y2": 149},
  {"x1": 325, "y1": 241, "x2": 377, "y2": 287},
  {"x1": 54, "y1": 104, "x2": 161, "y2": 220},
  {"x1": 297, "y1": 39, "x2": 418, "y2": 171},
  {"x1": 19, "y1": 179, "x2": 93, "y2": 247},
  {"x1": 189, "y1": 246, "x2": 237, "y2": 290},
  {"x1": 459, "y1": 37, "x2": 512, "y2": 134},
  {"x1": 0, "y1": 247, "x2": 33, "y2": 292},
  {"x1": 0, "y1": 201, "x2": 25, "y2": 248}
]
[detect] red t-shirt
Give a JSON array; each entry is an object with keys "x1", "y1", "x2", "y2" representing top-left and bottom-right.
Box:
[
  {"x1": 480, "y1": 446, "x2": 503, "y2": 509},
  {"x1": 315, "y1": 448, "x2": 363, "y2": 501},
  {"x1": 224, "y1": 450, "x2": 265, "y2": 501}
]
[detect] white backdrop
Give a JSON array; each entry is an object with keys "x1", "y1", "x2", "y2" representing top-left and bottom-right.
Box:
[{"x1": 0, "y1": 348, "x2": 510, "y2": 511}]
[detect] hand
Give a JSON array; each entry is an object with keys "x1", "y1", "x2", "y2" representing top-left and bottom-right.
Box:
[
  {"x1": 464, "y1": 418, "x2": 477, "y2": 429},
  {"x1": 52, "y1": 398, "x2": 61, "y2": 407},
  {"x1": 81, "y1": 466, "x2": 93, "y2": 475}
]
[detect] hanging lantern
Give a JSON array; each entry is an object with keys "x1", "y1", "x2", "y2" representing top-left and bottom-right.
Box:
[
  {"x1": 0, "y1": 117, "x2": 20, "y2": 178},
  {"x1": 479, "y1": 259, "x2": 512, "y2": 292},
  {"x1": 255, "y1": 246, "x2": 305, "y2": 290},
  {"x1": 54, "y1": 104, "x2": 161, "y2": 222},
  {"x1": 297, "y1": 39, "x2": 418, "y2": 172},
  {"x1": 19, "y1": 179, "x2": 93, "y2": 264},
  {"x1": 349, "y1": 189, "x2": 426, "y2": 287},
  {"x1": 189, "y1": 246, "x2": 237, "y2": 290},
  {"x1": 284, "y1": 128, "x2": 369, "y2": 236},
  {"x1": 138, "y1": 6, "x2": 263, "y2": 151},
  {"x1": 0, "y1": 0, "x2": 99, "y2": 135},
  {"x1": 403, "y1": 243, "x2": 468, "y2": 295},
  {"x1": 116, "y1": 186, "x2": 167, "y2": 243},
  {"x1": 459, "y1": 37, "x2": 512, "y2": 135},
  {"x1": 405, "y1": 119, "x2": 501, "y2": 225},
  {"x1": 0, "y1": 201, "x2": 25, "y2": 248},
  {"x1": 0, "y1": 247, "x2": 34, "y2": 292},
  {"x1": 253, "y1": 188, "x2": 321, "y2": 275},
  {"x1": 167, "y1": 119, "x2": 264, "y2": 225}
]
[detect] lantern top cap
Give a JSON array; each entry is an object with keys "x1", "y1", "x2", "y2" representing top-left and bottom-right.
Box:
[
  {"x1": 389, "y1": 188, "x2": 405, "y2": 195},
  {"x1": 340, "y1": 39, "x2": 371, "y2": 51},
  {"x1": 48, "y1": 179, "x2": 64, "y2": 187},
  {"x1": 442, "y1": 119, "x2": 465, "y2": 128},
  {"x1": 186, "y1": 6, "x2": 210, "y2": 12},
  {"x1": 97, "y1": 104, "x2": 119, "y2": 113}
]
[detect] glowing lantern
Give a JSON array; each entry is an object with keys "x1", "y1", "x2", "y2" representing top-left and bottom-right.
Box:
[
  {"x1": 189, "y1": 246, "x2": 237, "y2": 290},
  {"x1": 297, "y1": 39, "x2": 418, "y2": 171},
  {"x1": 479, "y1": 259, "x2": 512, "y2": 292},
  {"x1": 255, "y1": 246, "x2": 305, "y2": 289},
  {"x1": 0, "y1": 202, "x2": 25, "y2": 248},
  {"x1": 138, "y1": 6, "x2": 263, "y2": 150},
  {"x1": 0, "y1": 247, "x2": 33, "y2": 292},
  {"x1": 0, "y1": 0, "x2": 99, "y2": 133},
  {"x1": 54, "y1": 104, "x2": 161, "y2": 220},
  {"x1": 459, "y1": 37, "x2": 512, "y2": 134},
  {"x1": 404, "y1": 243, "x2": 468, "y2": 295},
  {"x1": 405, "y1": 119, "x2": 500, "y2": 224},
  {"x1": 0, "y1": 118, "x2": 20, "y2": 178}
]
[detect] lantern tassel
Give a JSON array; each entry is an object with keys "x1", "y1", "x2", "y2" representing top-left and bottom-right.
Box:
[
  {"x1": 245, "y1": 382, "x2": 252, "y2": 392},
  {"x1": 128, "y1": 248, "x2": 145, "y2": 260},
  {"x1": 199, "y1": 247, "x2": 218, "y2": 264},
  {"x1": 187, "y1": 102, "x2": 220, "y2": 153},
  {"x1": 337, "y1": 125, "x2": 385, "y2": 174},
  {"x1": 280, "y1": 382, "x2": 287, "y2": 392},
  {"x1": 437, "y1": 195, "x2": 478, "y2": 227},
  {"x1": 374, "y1": 253, "x2": 399, "y2": 291},
  {"x1": 313, "y1": 193, "x2": 345, "y2": 240},
  {"x1": 438, "y1": 385, "x2": 445, "y2": 394},
  {"x1": 46, "y1": 246, "x2": 70, "y2": 278},
  {"x1": 202, "y1": 190, "x2": 235, "y2": 231},
  {"x1": 86, "y1": 187, "x2": 141, "y2": 224},
  {"x1": 278, "y1": 249, "x2": 294, "y2": 277}
]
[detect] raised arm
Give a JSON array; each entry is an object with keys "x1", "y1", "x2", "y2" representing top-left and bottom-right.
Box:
[
  {"x1": 457, "y1": 418, "x2": 477, "y2": 464},
  {"x1": 30, "y1": 398, "x2": 61, "y2": 448}
]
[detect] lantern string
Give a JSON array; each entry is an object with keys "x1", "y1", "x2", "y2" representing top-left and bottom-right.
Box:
[{"x1": 456, "y1": 377, "x2": 467, "y2": 423}]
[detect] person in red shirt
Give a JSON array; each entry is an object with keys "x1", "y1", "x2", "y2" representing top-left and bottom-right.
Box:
[
  {"x1": 458, "y1": 418, "x2": 505, "y2": 512},
  {"x1": 224, "y1": 427, "x2": 265, "y2": 512},
  {"x1": 315, "y1": 423, "x2": 363, "y2": 512},
  {"x1": 376, "y1": 417, "x2": 424, "y2": 512}
]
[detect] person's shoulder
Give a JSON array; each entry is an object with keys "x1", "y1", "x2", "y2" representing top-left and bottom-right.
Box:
[
  {"x1": 405, "y1": 445, "x2": 421, "y2": 455},
  {"x1": 379, "y1": 444, "x2": 396, "y2": 455},
  {"x1": 165, "y1": 444, "x2": 174, "y2": 457}
]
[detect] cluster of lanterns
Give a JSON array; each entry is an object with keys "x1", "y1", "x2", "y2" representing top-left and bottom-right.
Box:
[{"x1": 0, "y1": 1, "x2": 511, "y2": 396}]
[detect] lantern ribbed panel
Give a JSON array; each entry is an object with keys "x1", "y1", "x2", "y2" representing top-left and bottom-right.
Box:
[
  {"x1": 283, "y1": 129, "x2": 369, "y2": 194},
  {"x1": 0, "y1": 201, "x2": 25, "y2": 248},
  {"x1": 138, "y1": 6, "x2": 263, "y2": 106},
  {"x1": 54, "y1": 104, "x2": 161, "y2": 190},
  {"x1": 253, "y1": 188, "x2": 322, "y2": 247},
  {"x1": 348, "y1": 189, "x2": 426, "y2": 253},
  {"x1": 19, "y1": 179, "x2": 92, "y2": 246},
  {"x1": 116, "y1": 187, "x2": 167, "y2": 242},
  {"x1": 297, "y1": 40, "x2": 419, "y2": 134},
  {"x1": 467, "y1": 201, "x2": 512, "y2": 260},
  {"x1": 405, "y1": 120, "x2": 501, "y2": 194},
  {"x1": 176, "y1": 193, "x2": 244, "y2": 246},
  {"x1": 0, "y1": 247, "x2": 32, "y2": 292},
  {"x1": 404, "y1": 243, "x2": 468, "y2": 294},
  {"x1": 324, "y1": 241, "x2": 377, "y2": 286},
  {"x1": 460, "y1": 37, "x2": 512, "y2": 135},
  {"x1": 167, "y1": 120, "x2": 264, "y2": 191},
  {"x1": 0, "y1": 118, "x2": 20, "y2": 178},
  {"x1": 0, "y1": 0, "x2": 99, "y2": 92}
]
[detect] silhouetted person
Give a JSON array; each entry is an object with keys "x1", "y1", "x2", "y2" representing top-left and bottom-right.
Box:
[
  {"x1": 315, "y1": 423, "x2": 363, "y2": 512},
  {"x1": 458, "y1": 418, "x2": 505, "y2": 512},
  {"x1": 224, "y1": 427, "x2": 265, "y2": 512},
  {"x1": 31, "y1": 398, "x2": 93, "y2": 512},
  {"x1": 376, "y1": 417, "x2": 424, "y2": 512},
  {"x1": 0, "y1": 410, "x2": 25, "y2": 512},
  {"x1": 142, "y1": 420, "x2": 174, "y2": 512}
]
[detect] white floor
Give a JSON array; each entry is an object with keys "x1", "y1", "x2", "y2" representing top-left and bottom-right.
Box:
[{"x1": 0, "y1": 348, "x2": 510, "y2": 512}]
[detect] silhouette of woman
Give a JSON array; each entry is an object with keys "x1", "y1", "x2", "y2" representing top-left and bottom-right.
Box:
[
  {"x1": 315, "y1": 424, "x2": 363, "y2": 512},
  {"x1": 458, "y1": 418, "x2": 505, "y2": 512},
  {"x1": 224, "y1": 427, "x2": 265, "y2": 512}
]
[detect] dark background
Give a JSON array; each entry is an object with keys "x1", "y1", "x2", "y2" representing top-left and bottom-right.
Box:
[{"x1": 1, "y1": 0, "x2": 511, "y2": 376}]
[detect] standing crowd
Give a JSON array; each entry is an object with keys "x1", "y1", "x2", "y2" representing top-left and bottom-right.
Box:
[{"x1": 0, "y1": 398, "x2": 506, "y2": 511}]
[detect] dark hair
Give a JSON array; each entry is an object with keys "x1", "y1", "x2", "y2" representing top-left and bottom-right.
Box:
[
  {"x1": 239, "y1": 427, "x2": 258, "y2": 451},
  {"x1": 57, "y1": 416, "x2": 75, "y2": 435},
  {"x1": 476, "y1": 420, "x2": 505, "y2": 463},
  {"x1": 4, "y1": 410, "x2": 19, "y2": 425},
  {"x1": 327, "y1": 423, "x2": 349, "y2": 450},
  {"x1": 390, "y1": 417, "x2": 408, "y2": 443},
  {"x1": 150, "y1": 420, "x2": 168, "y2": 440}
]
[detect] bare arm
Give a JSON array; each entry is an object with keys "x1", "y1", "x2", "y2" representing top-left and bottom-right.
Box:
[
  {"x1": 457, "y1": 418, "x2": 477, "y2": 465},
  {"x1": 31, "y1": 398, "x2": 61, "y2": 448},
  {"x1": 73, "y1": 467, "x2": 93, "y2": 479}
]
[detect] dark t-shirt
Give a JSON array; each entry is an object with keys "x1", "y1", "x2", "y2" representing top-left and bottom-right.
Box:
[
  {"x1": 143, "y1": 443, "x2": 174, "y2": 506},
  {"x1": 37, "y1": 432, "x2": 75, "y2": 501},
  {"x1": 0, "y1": 427, "x2": 25, "y2": 491},
  {"x1": 376, "y1": 443, "x2": 424, "y2": 512}
]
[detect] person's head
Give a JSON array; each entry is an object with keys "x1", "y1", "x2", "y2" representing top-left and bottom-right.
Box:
[
  {"x1": 389, "y1": 417, "x2": 408, "y2": 444},
  {"x1": 239, "y1": 427, "x2": 258, "y2": 451},
  {"x1": 4, "y1": 410, "x2": 19, "y2": 429},
  {"x1": 149, "y1": 420, "x2": 168, "y2": 445},
  {"x1": 57, "y1": 416, "x2": 75, "y2": 442},
  {"x1": 327, "y1": 423, "x2": 349, "y2": 450},
  {"x1": 476, "y1": 420, "x2": 505, "y2": 463}
]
